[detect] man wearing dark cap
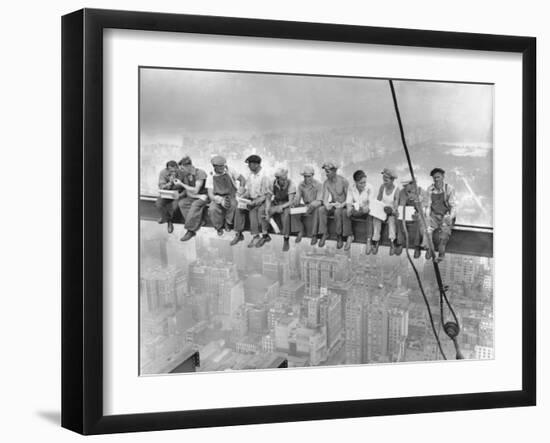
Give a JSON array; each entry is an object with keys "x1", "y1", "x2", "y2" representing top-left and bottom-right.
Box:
[
  {"x1": 233, "y1": 154, "x2": 272, "y2": 248},
  {"x1": 174, "y1": 156, "x2": 209, "y2": 242},
  {"x1": 425, "y1": 168, "x2": 457, "y2": 261},
  {"x1": 317, "y1": 162, "x2": 349, "y2": 248},
  {"x1": 206, "y1": 155, "x2": 246, "y2": 237},
  {"x1": 155, "y1": 160, "x2": 182, "y2": 234},
  {"x1": 372, "y1": 168, "x2": 400, "y2": 255}
]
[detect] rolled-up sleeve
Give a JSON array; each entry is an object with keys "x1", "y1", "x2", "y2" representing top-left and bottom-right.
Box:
[
  {"x1": 294, "y1": 184, "x2": 303, "y2": 205},
  {"x1": 261, "y1": 175, "x2": 273, "y2": 196},
  {"x1": 205, "y1": 172, "x2": 214, "y2": 189},
  {"x1": 158, "y1": 170, "x2": 172, "y2": 190},
  {"x1": 345, "y1": 186, "x2": 354, "y2": 205},
  {"x1": 447, "y1": 185, "x2": 457, "y2": 218}
]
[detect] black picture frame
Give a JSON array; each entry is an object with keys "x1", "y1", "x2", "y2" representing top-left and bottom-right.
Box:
[{"x1": 61, "y1": 8, "x2": 536, "y2": 435}]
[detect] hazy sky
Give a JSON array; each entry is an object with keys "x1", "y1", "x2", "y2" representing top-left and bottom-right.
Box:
[{"x1": 140, "y1": 68, "x2": 493, "y2": 144}]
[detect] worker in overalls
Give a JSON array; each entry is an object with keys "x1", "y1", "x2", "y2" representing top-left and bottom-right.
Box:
[
  {"x1": 155, "y1": 160, "x2": 181, "y2": 234},
  {"x1": 372, "y1": 168, "x2": 399, "y2": 255},
  {"x1": 396, "y1": 180, "x2": 425, "y2": 258},
  {"x1": 265, "y1": 168, "x2": 296, "y2": 252},
  {"x1": 174, "y1": 155, "x2": 209, "y2": 242},
  {"x1": 425, "y1": 168, "x2": 457, "y2": 262},
  {"x1": 205, "y1": 155, "x2": 246, "y2": 239}
]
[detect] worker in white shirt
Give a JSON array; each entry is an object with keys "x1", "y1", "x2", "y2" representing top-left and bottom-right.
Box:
[
  {"x1": 372, "y1": 168, "x2": 400, "y2": 255},
  {"x1": 343, "y1": 170, "x2": 375, "y2": 253}
]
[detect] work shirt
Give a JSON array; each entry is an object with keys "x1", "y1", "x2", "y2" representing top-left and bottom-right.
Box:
[
  {"x1": 294, "y1": 179, "x2": 323, "y2": 205},
  {"x1": 181, "y1": 167, "x2": 208, "y2": 195},
  {"x1": 426, "y1": 182, "x2": 457, "y2": 219},
  {"x1": 205, "y1": 167, "x2": 241, "y2": 192},
  {"x1": 244, "y1": 167, "x2": 272, "y2": 199},
  {"x1": 268, "y1": 179, "x2": 297, "y2": 205},
  {"x1": 323, "y1": 175, "x2": 349, "y2": 205},
  {"x1": 346, "y1": 182, "x2": 374, "y2": 211}
]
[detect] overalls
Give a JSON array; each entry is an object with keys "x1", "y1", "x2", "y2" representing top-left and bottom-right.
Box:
[
  {"x1": 208, "y1": 173, "x2": 237, "y2": 230},
  {"x1": 428, "y1": 189, "x2": 454, "y2": 251}
]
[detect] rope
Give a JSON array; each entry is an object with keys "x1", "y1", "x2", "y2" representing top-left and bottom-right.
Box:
[
  {"x1": 389, "y1": 79, "x2": 463, "y2": 360},
  {"x1": 401, "y1": 208, "x2": 446, "y2": 359}
]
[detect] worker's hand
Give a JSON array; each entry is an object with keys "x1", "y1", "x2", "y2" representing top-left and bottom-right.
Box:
[
  {"x1": 237, "y1": 186, "x2": 246, "y2": 196},
  {"x1": 443, "y1": 215, "x2": 452, "y2": 225},
  {"x1": 173, "y1": 178, "x2": 183, "y2": 187},
  {"x1": 346, "y1": 206, "x2": 353, "y2": 218}
]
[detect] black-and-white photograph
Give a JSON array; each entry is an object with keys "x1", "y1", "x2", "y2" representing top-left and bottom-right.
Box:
[{"x1": 138, "y1": 68, "x2": 494, "y2": 375}]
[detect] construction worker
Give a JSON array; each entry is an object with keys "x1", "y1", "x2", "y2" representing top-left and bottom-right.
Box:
[
  {"x1": 372, "y1": 168, "x2": 399, "y2": 255},
  {"x1": 425, "y1": 168, "x2": 457, "y2": 262},
  {"x1": 206, "y1": 155, "x2": 246, "y2": 237},
  {"x1": 233, "y1": 154, "x2": 272, "y2": 248},
  {"x1": 292, "y1": 165, "x2": 323, "y2": 244},
  {"x1": 343, "y1": 170, "x2": 374, "y2": 252},
  {"x1": 155, "y1": 160, "x2": 181, "y2": 234},
  {"x1": 265, "y1": 168, "x2": 296, "y2": 252},
  {"x1": 175, "y1": 155, "x2": 209, "y2": 242},
  {"x1": 396, "y1": 180, "x2": 425, "y2": 258},
  {"x1": 317, "y1": 162, "x2": 349, "y2": 249}
]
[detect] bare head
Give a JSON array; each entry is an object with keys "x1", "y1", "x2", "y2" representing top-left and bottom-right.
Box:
[
  {"x1": 353, "y1": 170, "x2": 367, "y2": 192},
  {"x1": 166, "y1": 160, "x2": 178, "y2": 174}
]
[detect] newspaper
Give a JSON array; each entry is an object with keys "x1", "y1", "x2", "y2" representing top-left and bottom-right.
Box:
[
  {"x1": 369, "y1": 199, "x2": 388, "y2": 221},
  {"x1": 397, "y1": 205, "x2": 415, "y2": 222},
  {"x1": 290, "y1": 206, "x2": 308, "y2": 215}
]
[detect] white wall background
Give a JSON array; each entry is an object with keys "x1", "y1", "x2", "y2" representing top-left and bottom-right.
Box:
[{"x1": 0, "y1": 1, "x2": 545, "y2": 441}]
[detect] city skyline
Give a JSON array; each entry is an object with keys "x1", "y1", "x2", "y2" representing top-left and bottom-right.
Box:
[{"x1": 140, "y1": 221, "x2": 493, "y2": 375}]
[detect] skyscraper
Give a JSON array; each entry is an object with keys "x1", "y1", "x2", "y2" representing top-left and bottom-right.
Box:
[
  {"x1": 301, "y1": 252, "x2": 351, "y2": 294},
  {"x1": 387, "y1": 307, "x2": 409, "y2": 362},
  {"x1": 344, "y1": 289, "x2": 368, "y2": 365}
]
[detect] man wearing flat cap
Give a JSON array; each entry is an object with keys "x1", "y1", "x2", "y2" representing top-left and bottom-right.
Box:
[
  {"x1": 173, "y1": 155, "x2": 209, "y2": 242},
  {"x1": 205, "y1": 155, "x2": 246, "y2": 237},
  {"x1": 372, "y1": 168, "x2": 400, "y2": 255},
  {"x1": 292, "y1": 165, "x2": 323, "y2": 244},
  {"x1": 424, "y1": 168, "x2": 457, "y2": 261},
  {"x1": 265, "y1": 168, "x2": 296, "y2": 252},
  {"x1": 233, "y1": 154, "x2": 272, "y2": 248},
  {"x1": 318, "y1": 162, "x2": 349, "y2": 249},
  {"x1": 155, "y1": 160, "x2": 183, "y2": 234}
]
